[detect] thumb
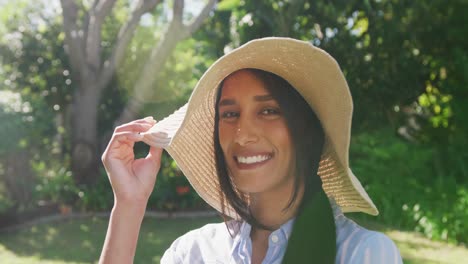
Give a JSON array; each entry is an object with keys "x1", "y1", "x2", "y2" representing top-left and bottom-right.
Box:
[{"x1": 146, "y1": 146, "x2": 163, "y2": 166}]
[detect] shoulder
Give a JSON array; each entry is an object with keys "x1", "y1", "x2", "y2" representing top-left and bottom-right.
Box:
[
  {"x1": 161, "y1": 221, "x2": 236, "y2": 263},
  {"x1": 335, "y1": 216, "x2": 403, "y2": 264}
]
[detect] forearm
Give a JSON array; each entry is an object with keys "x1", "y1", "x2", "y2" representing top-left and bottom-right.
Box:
[{"x1": 99, "y1": 202, "x2": 147, "y2": 264}]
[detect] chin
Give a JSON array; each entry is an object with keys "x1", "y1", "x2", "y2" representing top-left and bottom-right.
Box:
[{"x1": 232, "y1": 180, "x2": 269, "y2": 195}]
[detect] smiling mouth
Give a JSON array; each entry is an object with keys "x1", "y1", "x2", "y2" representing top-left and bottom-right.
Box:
[{"x1": 235, "y1": 154, "x2": 273, "y2": 165}]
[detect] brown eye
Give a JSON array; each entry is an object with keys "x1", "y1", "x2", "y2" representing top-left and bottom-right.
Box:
[
  {"x1": 260, "y1": 108, "x2": 280, "y2": 115},
  {"x1": 220, "y1": 111, "x2": 239, "y2": 119}
]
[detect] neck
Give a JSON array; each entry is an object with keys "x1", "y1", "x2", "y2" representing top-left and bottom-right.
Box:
[
  {"x1": 249, "y1": 182, "x2": 303, "y2": 230},
  {"x1": 247, "y1": 180, "x2": 303, "y2": 264}
]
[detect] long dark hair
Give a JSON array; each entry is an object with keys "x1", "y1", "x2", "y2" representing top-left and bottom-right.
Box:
[{"x1": 213, "y1": 69, "x2": 325, "y2": 229}]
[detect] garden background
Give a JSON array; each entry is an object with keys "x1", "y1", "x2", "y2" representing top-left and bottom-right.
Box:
[{"x1": 0, "y1": 0, "x2": 467, "y2": 263}]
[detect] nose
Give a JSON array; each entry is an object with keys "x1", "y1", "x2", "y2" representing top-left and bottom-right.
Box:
[{"x1": 234, "y1": 117, "x2": 258, "y2": 146}]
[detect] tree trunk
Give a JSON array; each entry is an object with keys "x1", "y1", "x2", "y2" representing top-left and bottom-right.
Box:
[{"x1": 70, "y1": 80, "x2": 101, "y2": 185}]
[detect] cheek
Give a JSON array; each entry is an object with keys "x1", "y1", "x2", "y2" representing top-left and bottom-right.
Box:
[{"x1": 268, "y1": 123, "x2": 293, "y2": 155}]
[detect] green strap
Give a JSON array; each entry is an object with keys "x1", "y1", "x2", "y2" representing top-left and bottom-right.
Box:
[{"x1": 283, "y1": 190, "x2": 337, "y2": 263}]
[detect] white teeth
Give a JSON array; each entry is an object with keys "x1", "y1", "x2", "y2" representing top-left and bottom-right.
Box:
[{"x1": 236, "y1": 155, "x2": 271, "y2": 164}]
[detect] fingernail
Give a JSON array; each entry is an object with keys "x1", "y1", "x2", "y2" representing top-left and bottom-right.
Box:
[{"x1": 143, "y1": 116, "x2": 154, "y2": 121}]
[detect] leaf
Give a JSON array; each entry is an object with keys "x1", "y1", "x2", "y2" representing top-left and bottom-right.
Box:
[{"x1": 217, "y1": 0, "x2": 240, "y2": 11}]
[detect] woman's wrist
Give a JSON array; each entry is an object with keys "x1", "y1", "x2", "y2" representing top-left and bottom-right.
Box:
[
  {"x1": 99, "y1": 200, "x2": 148, "y2": 264},
  {"x1": 113, "y1": 198, "x2": 148, "y2": 217}
]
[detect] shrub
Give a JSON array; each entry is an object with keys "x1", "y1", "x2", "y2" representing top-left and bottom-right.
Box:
[
  {"x1": 350, "y1": 129, "x2": 468, "y2": 244},
  {"x1": 33, "y1": 161, "x2": 80, "y2": 207},
  {"x1": 75, "y1": 168, "x2": 114, "y2": 212},
  {"x1": 72, "y1": 148, "x2": 207, "y2": 212},
  {"x1": 149, "y1": 151, "x2": 207, "y2": 211}
]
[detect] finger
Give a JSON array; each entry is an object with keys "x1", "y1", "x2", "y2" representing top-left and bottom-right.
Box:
[
  {"x1": 146, "y1": 146, "x2": 163, "y2": 164},
  {"x1": 102, "y1": 131, "x2": 142, "y2": 165},
  {"x1": 114, "y1": 131, "x2": 144, "y2": 140},
  {"x1": 110, "y1": 131, "x2": 144, "y2": 147},
  {"x1": 130, "y1": 116, "x2": 157, "y2": 125},
  {"x1": 114, "y1": 122, "x2": 154, "y2": 133}
]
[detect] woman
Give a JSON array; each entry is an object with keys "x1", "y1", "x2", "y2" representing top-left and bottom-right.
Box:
[{"x1": 99, "y1": 37, "x2": 403, "y2": 263}]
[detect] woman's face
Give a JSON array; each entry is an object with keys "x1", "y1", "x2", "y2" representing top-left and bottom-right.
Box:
[{"x1": 217, "y1": 70, "x2": 295, "y2": 195}]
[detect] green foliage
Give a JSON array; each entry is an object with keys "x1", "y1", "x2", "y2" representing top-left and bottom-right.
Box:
[
  {"x1": 217, "y1": 0, "x2": 240, "y2": 11},
  {"x1": 117, "y1": 36, "x2": 209, "y2": 117},
  {"x1": 197, "y1": 1, "x2": 468, "y2": 244},
  {"x1": 76, "y1": 169, "x2": 114, "y2": 212},
  {"x1": 0, "y1": 90, "x2": 55, "y2": 212},
  {"x1": 0, "y1": 0, "x2": 211, "y2": 215},
  {"x1": 29, "y1": 147, "x2": 206, "y2": 212},
  {"x1": 32, "y1": 162, "x2": 79, "y2": 207},
  {"x1": 221, "y1": 0, "x2": 468, "y2": 134},
  {"x1": 0, "y1": 94, "x2": 32, "y2": 155},
  {"x1": 149, "y1": 151, "x2": 207, "y2": 211},
  {"x1": 0, "y1": 0, "x2": 467, "y2": 248},
  {"x1": 350, "y1": 129, "x2": 468, "y2": 244},
  {"x1": 0, "y1": 176, "x2": 14, "y2": 214},
  {"x1": 0, "y1": 0, "x2": 71, "y2": 156}
]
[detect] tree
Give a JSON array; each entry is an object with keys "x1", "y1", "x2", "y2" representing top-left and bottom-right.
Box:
[
  {"x1": 58, "y1": 0, "x2": 216, "y2": 185},
  {"x1": 0, "y1": 2, "x2": 66, "y2": 211}
]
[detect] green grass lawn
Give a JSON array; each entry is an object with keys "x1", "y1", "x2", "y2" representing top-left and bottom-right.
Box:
[{"x1": 0, "y1": 215, "x2": 466, "y2": 263}]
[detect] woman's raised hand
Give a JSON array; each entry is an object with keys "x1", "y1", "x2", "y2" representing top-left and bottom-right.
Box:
[{"x1": 101, "y1": 117, "x2": 163, "y2": 206}]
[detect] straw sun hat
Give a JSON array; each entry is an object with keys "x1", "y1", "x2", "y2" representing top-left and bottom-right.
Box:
[{"x1": 142, "y1": 37, "x2": 378, "y2": 218}]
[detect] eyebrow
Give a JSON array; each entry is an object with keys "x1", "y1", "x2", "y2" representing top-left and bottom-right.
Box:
[
  {"x1": 218, "y1": 94, "x2": 274, "y2": 106},
  {"x1": 254, "y1": 94, "x2": 274, "y2": 102}
]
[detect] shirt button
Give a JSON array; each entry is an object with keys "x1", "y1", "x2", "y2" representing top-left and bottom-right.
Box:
[{"x1": 271, "y1": 234, "x2": 279, "y2": 243}]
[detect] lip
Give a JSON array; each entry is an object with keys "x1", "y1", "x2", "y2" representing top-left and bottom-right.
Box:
[{"x1": 233, "y1": 152, "x2": 274, "y2": 170}]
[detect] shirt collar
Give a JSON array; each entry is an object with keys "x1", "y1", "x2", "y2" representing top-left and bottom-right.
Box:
[
  {"x1": 230, "y1": 197, "x2": 345, "y2": 259},
  {"x1": 328, "y1": 197, "x2": 347, "y2": 226}
]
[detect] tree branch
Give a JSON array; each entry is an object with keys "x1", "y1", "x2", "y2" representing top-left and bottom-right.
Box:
[
  {"x1": 281, "y1": 0, "x2": 304, "y2": 36},
  {"x1": 98, "y1": 0, "x2": 162, "y2": 90},
  {"x1": 60, "y1": 0, "x2": 85, "y2": 76},
  {"x1": 185, "y1": 0, "x2": 216, "y2": 35},
  {"x1": 173, "y1": 0, "x2": 184, "y2": 24},
  {"x1": 115, "y1": 31, "x2": 183, "y2": 125},
  {"x1": 93, "y1": 0, "x2": 118, "y2": 18},
  {"x1": 84, "y1": 0, "x2": 118, "y2": 74},
  {"x1": 114, "y1": 0, "x2": 218, "y2": 124}
]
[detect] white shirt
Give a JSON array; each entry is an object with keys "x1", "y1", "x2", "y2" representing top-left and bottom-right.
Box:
[{"x1": 161, "y1": 203, "x2": 403, "y2": 263}]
